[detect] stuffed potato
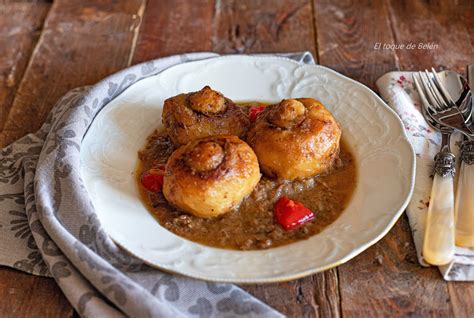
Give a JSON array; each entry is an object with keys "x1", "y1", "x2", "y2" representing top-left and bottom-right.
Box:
[
  {"x1": 247, "y1": 98, "x2": 341, "y2": 180},
  {"x1": 162, "y1": 86, "x2": 249, "y2": 146},
  {"x1": 163, "y1": 135, "x2": 261, "y2": 218}
]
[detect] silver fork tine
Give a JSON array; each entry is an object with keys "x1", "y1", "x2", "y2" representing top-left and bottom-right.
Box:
[
  {"x1": 431, "y1": 67, "x2": 456, "y2": 107},
  {"x1": 424, "y1": 70, "x2": 447, "y2": 111},
  {"x1": 413, "y1": 73, "x2": 432, "y2": 114},
  {"x1": 418, "y1": 71, "x2": 443, "y2": 112},
  {"x1": 425, "y1": 70, "x2": 451, "y2": 111},
  {"x1": 414, "y1": 73, "x2": 441, "y2": 128},
  {"x1": 416, "y1": 69, "x2": 474, "y2": 139}
]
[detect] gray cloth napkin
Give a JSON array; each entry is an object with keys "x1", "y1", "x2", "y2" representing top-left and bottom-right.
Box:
[{"x1": 0, "y1": 52, "x2": 314, "y2": 317}]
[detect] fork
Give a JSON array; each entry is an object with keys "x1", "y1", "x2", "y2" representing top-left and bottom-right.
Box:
[
  {"x1": 420, "y1": 70, "x2": 474, "y2": 138},
  {"x1": 455, "y1": 65, "x2": 474, "y2": 247},
  {"x1": 413, "y1": 71, "x2": 455, "y2": 265},
  {"x1": 422, "y1": 68, "x2": 474, "y2": 248}
]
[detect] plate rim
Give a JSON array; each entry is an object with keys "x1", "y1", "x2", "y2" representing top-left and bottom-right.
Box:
[{"x1": 82, "y1": 54, "x2": 416, "y2": 283}]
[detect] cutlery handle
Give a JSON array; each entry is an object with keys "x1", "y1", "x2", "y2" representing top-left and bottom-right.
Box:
[
  {"x1": 455, "y1": 161, "x2": 474, "y2": 247},
  {"x1": 423, "y1": 173, "x2": 455, "y2": 265}
]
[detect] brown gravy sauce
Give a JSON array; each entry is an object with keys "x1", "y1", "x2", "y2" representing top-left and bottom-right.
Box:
[{"x1": 137, "y1": 103, "x2": 357, "y2": 250}]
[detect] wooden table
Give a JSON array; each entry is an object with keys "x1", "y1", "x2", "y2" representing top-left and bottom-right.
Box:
[{"x1": 1, "y1": 1, "x2": 473, "y2": 316}]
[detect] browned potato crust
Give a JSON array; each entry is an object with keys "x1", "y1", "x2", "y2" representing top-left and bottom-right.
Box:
[
  {"x1": 162, "y1": 86, "x2": 250, "y2": 146},
  {"x1": 247, "y1": 98, "x2": 341, "y2": 180},
  {"x1": 163, "y1": 136, "x2": 261, "y2": 218}
]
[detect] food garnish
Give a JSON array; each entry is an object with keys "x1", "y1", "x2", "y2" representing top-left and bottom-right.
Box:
[
  {"x1": 141, "y1": 166, "x2": 165, "y2": 192},
  {"x1": 249, "y1": 105, "x2": 266, "y2": 122},
  {"x1": 274, "y1": 196, "x2": 315, "y2": 231}
]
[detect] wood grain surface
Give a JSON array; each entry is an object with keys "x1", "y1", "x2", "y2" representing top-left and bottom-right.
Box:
[
  {"x1": 0, "y1": 1, "x2": 51, "y2": 130},
  {"x1": 132, "y1": 0, "x2": 215, "y2": 64},
  {"x1": 387, "y1": 0, "x2": 474, "y2": 74},
  {"x1": 0, "y1": 0, "x2": 145, "y2": 147},
  {"x1": 1, "y1": 0, "x2": 473, "y2": 317},
  {"x1": 0, "y1": 267, "x2": 73, "y2": 318},
  {"x1": 212, "y1": 0, "x2": 317, "y2": 56},
  {"x1": 313, "y1": 0, "x2": 398, "y2": 88}
]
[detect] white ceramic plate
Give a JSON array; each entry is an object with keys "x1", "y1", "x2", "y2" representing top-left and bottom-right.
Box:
[{"x1": 81, "y1": 56, "x2": 415, "y2": 283}]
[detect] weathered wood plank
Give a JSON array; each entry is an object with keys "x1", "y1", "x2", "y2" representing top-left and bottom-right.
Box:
[
  {"x1": 0, "y1": 267, "x2": 73, "y2": 318},
  {"x1": 213, "y1": 0, "x2": 317, "y2": 56},
  {"x1": 448, "y1": 282, "x2": 474, "y2": 318},
  {"x1": 312, "y1": 0, "x2": 455, "y2": 316},
  {"x1": 0, "y1": 1, "x2": 51, "y2": 130},
  {"x1": 338, "y1": 217, "x2": 453, "y2": 317},
  {"x1": 133, "y1": 0, "x2": 319, "y2": 63},
  {"x1": 313, "y1": 0, "x2": 398, "y2": 89},
  {"x1": 241, "y1": 271, "x2": 341, "y2": 317},
  {"x1": 0, "y1": 0, "x2": 146, "y2": 147},
  {"x1": 386, "y1": 0, "x2": 474, "y2": 74},
  {"x1": 132, "y1": 0, "x2": 215, "y2": 64},
  {"x1": 0, "y1": 0, "x2": 146, "y2": 316}
]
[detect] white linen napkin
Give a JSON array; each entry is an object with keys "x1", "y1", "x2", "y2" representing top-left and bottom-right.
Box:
[{"x1": 376, "y1": 72, "x2": 474, "y2": 281}]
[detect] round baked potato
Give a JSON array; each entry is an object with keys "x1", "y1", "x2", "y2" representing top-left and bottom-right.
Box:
[
  {"x1": 162, "y1": 86, "x2": 249, "y2": 146},
  {"x1": 247, "y1": 98, "x2": 341, "y2": 180},
  {"x1": 163, "y1": 135, "x2": 261, "y2": 218}
]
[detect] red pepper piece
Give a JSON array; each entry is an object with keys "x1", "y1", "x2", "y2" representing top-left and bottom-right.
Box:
[
  {"x1": 141, "y1": 166, "x2": 165, "y2": 192},
  {"x1": 274, "y1": 196, "x2": 315, "y2": 231},
  {"x1": 249, "y1": 105, "x2": 266, "y2": 122}
]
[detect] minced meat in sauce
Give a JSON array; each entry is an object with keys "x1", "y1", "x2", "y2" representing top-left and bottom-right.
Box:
[{"x1": 137, "y1": 104, "x2": 357, "y2": 251}]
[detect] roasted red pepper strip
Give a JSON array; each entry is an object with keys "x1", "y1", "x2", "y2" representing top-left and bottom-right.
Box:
[
  {"x1": 274, "y1": 196, "x2": 315, "y2": 231},
  {"x1": 249, "y1": 105, "x2": 266, "y2": 122},
  {"x1": 141, "y1": 166, "x2": 165, "y2": 192}
]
